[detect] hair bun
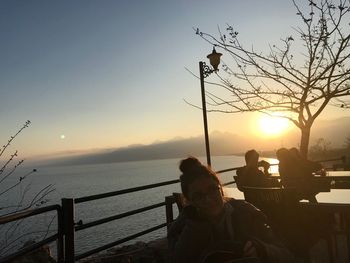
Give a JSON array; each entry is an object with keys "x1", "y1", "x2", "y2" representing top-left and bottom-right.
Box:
[{"x1": 179, "y1": 156, "x2": 202, "y2": 174}]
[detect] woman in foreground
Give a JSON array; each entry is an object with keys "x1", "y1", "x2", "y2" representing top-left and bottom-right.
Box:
[{"x1": 168, "y1": 157, "x2": 294, "y2": 263}]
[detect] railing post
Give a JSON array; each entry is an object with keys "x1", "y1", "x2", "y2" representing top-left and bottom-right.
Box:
[
  {"x1": 57, "y1": 206, "x2": 64, "y2": 263},
  {"x1": 62, "y1": 198, "x2": 75, "y2": 263},
  {"x1": 165, "y1": 196, "x2": 174, "y2": 231}
]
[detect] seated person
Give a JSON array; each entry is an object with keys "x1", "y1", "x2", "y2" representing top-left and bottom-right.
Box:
[
  {"x1": 168, "y1": 156, "x2": 294, "y2": 263},
  {"x1": 276, "y1": 148, "x2": 296, "y2": 185},
  {"x1": 289, "y1": 147, "x2": 326, "y2": 177},
  {"x1": 236, "y1": 150, "x2": 280, "y2": 188},
  {"x1": 276, "y1": 148, "x2": 324, "y2": 203}
]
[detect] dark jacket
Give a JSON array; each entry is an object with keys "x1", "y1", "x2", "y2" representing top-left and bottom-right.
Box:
[
  {"x1": 168, "y1": 199, "x2": 294, "y2": 263},
  {"x1": 236, "y1": 166, "x2": 266, "y2": 187}
]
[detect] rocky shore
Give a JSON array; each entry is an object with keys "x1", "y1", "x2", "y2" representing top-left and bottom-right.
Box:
[{"x1": 79, "y1": 238, "x2": 169, "y2": 263}]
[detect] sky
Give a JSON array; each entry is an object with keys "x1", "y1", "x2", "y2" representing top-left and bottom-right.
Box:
[{"x1": 1, "y1": 0, "x2": 349, "y2": 159}]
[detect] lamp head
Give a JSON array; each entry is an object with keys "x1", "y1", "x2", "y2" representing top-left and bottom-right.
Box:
[{"x1": 207, "y1": 47, "x2": 222, "y2": 71}]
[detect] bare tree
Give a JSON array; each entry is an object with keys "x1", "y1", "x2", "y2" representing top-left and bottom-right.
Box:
[
  {"x1": 0, "y1": 121, "x2": 54, "y2": 215},
  {"x1": 0, "y1": 121, "x2": 55, "y2": 258},
  {"x1": 309, "y1": 137, "x2": 332, "y2": 155},
  {"x1": 196, "y1": 0, "x2": 350, "y2": 157}
]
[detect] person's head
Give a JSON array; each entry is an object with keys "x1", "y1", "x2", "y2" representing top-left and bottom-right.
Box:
[
  {"x1": 289, "y1": 147, "x2": 302, "y2": 159},
  {"x1": 245, "y1": 149, "x2": 259, "y2": 166},
  {"x1": 179, "y1": 156, "x2": 224, "y2": 219},
  {"x1": 276, "y1": 148, "x2": 290, "y2": 162}
]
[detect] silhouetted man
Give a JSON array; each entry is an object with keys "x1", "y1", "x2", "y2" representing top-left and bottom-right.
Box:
[{"x1": 236, "y1": 149, "x2": 277, "y2": 187}]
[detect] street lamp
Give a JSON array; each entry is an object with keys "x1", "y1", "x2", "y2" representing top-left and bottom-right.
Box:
[{"x1": 199, "y1": 47, "x2": 222, "y2": 167}]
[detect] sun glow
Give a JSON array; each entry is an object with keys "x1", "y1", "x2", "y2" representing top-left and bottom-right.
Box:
[{"x1": 258, "y1": 114, "x2": 290, "y2": 136}]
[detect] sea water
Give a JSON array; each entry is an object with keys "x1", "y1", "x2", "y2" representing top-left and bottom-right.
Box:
[{"x1": 0, "y1": 155, "x2": 349, "y2": 258}]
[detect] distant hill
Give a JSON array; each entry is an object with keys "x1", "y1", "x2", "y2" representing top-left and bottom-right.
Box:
[
  {"x1": 311, "y1": 117, "x2": 350, "y2": 147},
  {"x1": 41, "y1": 117, "x2": 350, "y2": 166},
  {"x1": 43, "y1": 132, "x2": 249, "y2": 166}
]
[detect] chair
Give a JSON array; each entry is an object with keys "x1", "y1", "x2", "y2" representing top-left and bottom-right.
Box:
[
  {"x1": 241, "y1": 186, "x2": 298, "y2": 211},
  {"x1": 172, "y1": 192, "x2": 187, "y2": 212},
  {"x1": 165, "y1": 193, "x2": 187, "y2": 229}
]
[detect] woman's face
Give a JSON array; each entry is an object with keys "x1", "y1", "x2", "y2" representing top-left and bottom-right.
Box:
[{"x1": 187, "y1": 177, "x2": 224, "y2": 219}]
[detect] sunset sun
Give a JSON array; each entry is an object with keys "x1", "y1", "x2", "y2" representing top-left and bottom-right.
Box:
[{"x1": 258, "y1": 114, "x2": 290, "y2": 136}]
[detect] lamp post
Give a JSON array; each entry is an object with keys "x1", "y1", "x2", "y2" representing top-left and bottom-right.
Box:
[{"x1": 199, "y1": 47, "x2": 222, "y2": 167}]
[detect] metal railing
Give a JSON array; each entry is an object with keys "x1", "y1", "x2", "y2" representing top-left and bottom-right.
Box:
[
  {"x1": 69, "y1": 168, "x2": 239, "y2": 261},
  {"x1": 0, "y1": 155, "x2": 347, "y2": 262},
  {"x1": 69, "y1": 179, "x2": 182, "y2": 261},
  {"x1": 0, "y1": 205, "x2": 63, "y2": 263}
]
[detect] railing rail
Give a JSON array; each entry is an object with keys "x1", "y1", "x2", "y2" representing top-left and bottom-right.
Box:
[
  {"x1": 75, "y1": 179, "x2": 180, "y2": 204},
  {"x1": 75, "y1": 201, "x2": 166, "y2": 231},
  {"x1": 75, "y1": 223, "x2": 168, "y2": 260}
]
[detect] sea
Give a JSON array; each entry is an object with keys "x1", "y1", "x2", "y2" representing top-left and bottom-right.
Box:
[{"x1": 1, "y1": 155, "x2": 349, "y2": 259}]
